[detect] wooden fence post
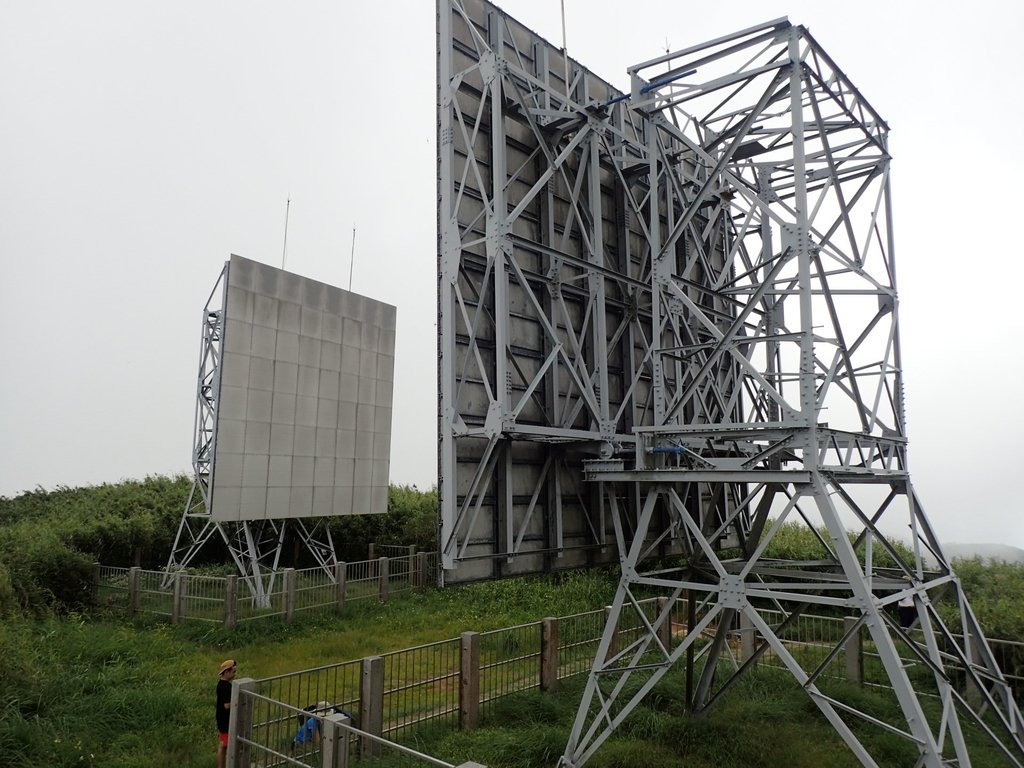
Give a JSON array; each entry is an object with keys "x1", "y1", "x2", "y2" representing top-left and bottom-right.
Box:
[
  {"x1": 171, "y1": 571, "x2": 187, "y2": 624},
  {"x1": 92, "y1": 562, "x2": 101, "y2": 605},
  {"x1": 378, "y1": 558, "x2": 389, "y2": 603},
  {"x1": 460, "y1": 631, "x2": 480, "y2": 730},
  {"x1": 417, "y1": 552, "x2": 429, "y2": 590},
  {"x1": 334, "y1": 561, "x2": 347, "y2": 614},
  {"x1": 368, "y1": 543, "x2": 376, "y2": 577},
  {"x1": 284, "y1": 568, "x2": 297, "y2": 623},
  {"x1": 739, "y1": 612, "x2": 756, "y2": 662},
  {"x1": 541, "y1": 618, "x2": 559, "y2": 692},
  {"x1": 128, "y1": 566, "x2": 141, "y2": 616},
  {"x1": 226, "y1": 677, "x2": 255, "y2": 768},
  {"x1": 360, "y1": 656, "x2": 384, "y2": 755},
  {"x1": 844, "y1": 616, "x2": 863, "y2": 685},
  {"x1": 223, "y1": 575, "x2": 238, "y2": 629}
]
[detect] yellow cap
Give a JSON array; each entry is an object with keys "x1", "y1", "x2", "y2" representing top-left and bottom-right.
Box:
[{"x1": 219, "y1": 659, "x2": 237, "y2": 675}]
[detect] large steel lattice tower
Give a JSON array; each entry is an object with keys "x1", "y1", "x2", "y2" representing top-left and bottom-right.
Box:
[
  {"x1": 437, "y1": 4, "x2": 1023, "y2": 765},
  {"x1": 559, "y1": 20, "x2": 1024, "y2": 768}
]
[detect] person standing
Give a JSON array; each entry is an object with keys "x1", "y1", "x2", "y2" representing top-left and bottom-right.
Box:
[
  {"x1": 216, "y1": 660, "x2": 237, "y2": 768},
  {"x1": 898, "y1": 594, "x2": 915, "y2": 628}
]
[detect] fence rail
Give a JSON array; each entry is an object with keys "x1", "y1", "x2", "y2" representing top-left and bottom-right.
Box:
[
  {"x1": 228, "y1": 596, "x2": 1023, "y2": 768},
  {"x1": 94, "y1": 550, "x2": 437, "y2": 629},
  {"x1": 743, "y1": 608, "x2": 1024, "y2": 694},
  {"x1": 229, "y1": 685, "x2": 470, "y2": 768}
]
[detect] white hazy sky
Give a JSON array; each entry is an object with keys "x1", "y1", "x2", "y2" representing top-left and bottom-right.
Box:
[{"x1": 1, "y1": 1, "x2": 1021, "y2": 549}]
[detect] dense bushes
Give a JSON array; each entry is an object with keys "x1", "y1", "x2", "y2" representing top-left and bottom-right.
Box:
[
  {"x1": 0, "y1": 476, "x2": 189, "y2": 614},
  {"x1": 0, "y1": 560, "x2": 14, "y2": 616},
  {"x1": 0, "y1": 528, "x2": 94, "y2": 613},
  {"x1": 328, "y1": 483, "x2": 438, "y2": 557},
  {"x1": 0, "y1": 475, "x2": 188, "y2": 566},
  {"x1": 946, "y1": 557, "x2": 1024, "y2": 641},
  {"x1": 0, "y1": 476, "x2": 439, "y2": 614},
  {"x1": 2, "y1": 476, "x2": 1020, "y2": 646},
  {"x1": 760, "y1": 520, "x2": 916, "y2": 567}
]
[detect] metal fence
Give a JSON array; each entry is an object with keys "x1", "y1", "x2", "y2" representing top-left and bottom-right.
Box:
[
  {"x1": 93, "y1": 552, "x2": 437, "y2": 628},
  {"x1": 375, "y1": 544, "x2": 418, "y2": 559},
  {"x1": 478, "y1": 621, "x2": 542, "y2": 714},
  {"x1": 727, "y1": 608, "x2": 1024, "y2": 699},
  {"x1": 235, "y1": 597, "x2": 665, "y2": 762},
  {"x1": 230, "y1": 688, "x2": 467, "y2": 768},
  {"x1": 226, "y1": 594, "x2": 1023, "y2": 768},
  {"x1": 381, "y1": 638, "x2": 462, "y2": 735}
]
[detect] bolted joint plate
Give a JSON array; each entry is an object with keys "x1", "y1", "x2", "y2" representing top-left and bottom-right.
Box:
[
  {"x1": 441, "y1": 219, "x2": 462, "y2": 284},
  {"x1": 582, "y1": 458, "x2": 624, "y2": 480},
  {"x1": 483, "y1": 401, "x2": 506, "y2": 438},
  {"x1": 780, "y1": 223, "x2": 814, "y2": 256},
  {"x1": 718, "y1": 574, "x2": 747, "y2": 610},
  {"x1": 478, "y1": 50, "x2": 505, "y2": 87}
]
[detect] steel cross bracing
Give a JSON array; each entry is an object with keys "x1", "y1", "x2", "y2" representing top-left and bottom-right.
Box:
[
  {"x1": 165, "y1": 261, "x2": 338, "y2": 605},
  {"x1": 438, "y1": 4, "x2": 1022, "y2": 762},
  {"x1": 436, "y1": 2, "x2": 1022, "y2": 764},
  {"x1": 438, "y1": 0, "x2": 747, "y2": 581},
  {"x1": 554, "y1": 19, "x2": 1024, "y2": 768},
  {"x1": 166, "y1": 264, "x2": 231, "y2": 588}
]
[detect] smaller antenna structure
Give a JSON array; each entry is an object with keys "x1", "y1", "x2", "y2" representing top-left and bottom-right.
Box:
[
  {"x1": 348, "y1": 225, "x2": 356, "y2": 291},
  {"x1": 560, "y1": 0, "x2": 570, "y2": 99},
  {"x1": 281, "y1": 196, "x2": 291, "y2": 270}
]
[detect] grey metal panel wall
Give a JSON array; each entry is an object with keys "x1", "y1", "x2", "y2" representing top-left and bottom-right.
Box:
[
  {"x1": 211, "y1": 255, "x2": 396, "y2": 522},
  {"x1": 438, "y1": 0, "x2": 734, "y2": 582}
]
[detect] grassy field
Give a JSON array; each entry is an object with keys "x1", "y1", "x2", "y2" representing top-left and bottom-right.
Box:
[
  {"x1": 3, "y1": 479, "x2": 1023, "y2": 767},
  {"x1": 3, "y1": 570, "x2": 1018, "y2": 768},
  {"x1": 422, "y1": 672, "x2": 1012, "y2": 768},
  {"x1": 0, "y1": 570, "x2": 617, "y2": 768}
]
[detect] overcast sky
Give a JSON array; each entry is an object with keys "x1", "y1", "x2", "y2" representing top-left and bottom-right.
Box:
[{"x1": 1, "y1": 1, "x2": 1021, "y2": 550}]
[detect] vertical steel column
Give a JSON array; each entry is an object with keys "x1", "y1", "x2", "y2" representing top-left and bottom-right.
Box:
[
  {"x1": 788, "y1": 30, "x2": 815, "y2": 441},
  {"x1": 437, "y1": 0, "x2": 459, "y2": 571},
  {"x1": 645, "y1": 115, "x2": 667, "y2": 427},
  {"x1": 587, "y1": 111, "x2": 611, "y2": 440},
  {"x1": 488, "y1": 11, "x2": 512, "y2": 581}
]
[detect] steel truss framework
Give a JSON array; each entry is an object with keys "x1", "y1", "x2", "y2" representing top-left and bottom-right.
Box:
[
  {"x1": 437, "y1": 4, "x2": 1023, "y2": 765},
  {"x1": 165, "y1": 262, "x2": 338, "y2": 605},
  {"x1": 438, "y1": 0, "x2": 718, "y2": 581}
]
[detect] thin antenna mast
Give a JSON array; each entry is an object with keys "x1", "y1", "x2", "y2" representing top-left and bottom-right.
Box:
[
  {"x1": 348, "y1": 226, "x2": 356, "y2": 291},
  {"x1": 560, "y1": 0, "x2": 570, "y2": 101},
  {"x1": 281, "y1": 196, "x2": 291, "y2": 270}
]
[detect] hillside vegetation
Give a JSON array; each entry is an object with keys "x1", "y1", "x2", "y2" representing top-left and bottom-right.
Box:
[
  {"x1": 0, "y1": 477, "x2": 1021, "y2": 767},
  {"x1": 0, "y1": 476, "x2": 437, "y2": 614},
  {"x1": 2, "y1": 475, "x2": 1022, "y2": 640}
]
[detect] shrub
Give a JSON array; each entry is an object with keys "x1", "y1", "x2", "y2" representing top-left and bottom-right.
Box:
[
  {"x1": 0, "y1": 560, "x2": 14, "y2": 616},
  {"x1": 0, "y1": 527, "x2": 94, "y2": 613}
]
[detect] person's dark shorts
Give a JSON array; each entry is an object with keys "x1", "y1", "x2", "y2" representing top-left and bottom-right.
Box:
[{"x1": 219, "y1": 732, "x2": 229, "y2": 747}]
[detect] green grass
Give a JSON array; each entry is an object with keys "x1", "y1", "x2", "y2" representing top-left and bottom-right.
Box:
[
  {"x1": 0, "y1": 570, "x2": 617, "y2": 768},
  {"x1": 4, "y1": 478, "x2": 1024, "y2": 767},
  {"x1": 384, "y1": 668, "x2": 1012, "y2": 768},
  {"x1": 5, "y1": 570, "x2": 1018, "y2": 768}
]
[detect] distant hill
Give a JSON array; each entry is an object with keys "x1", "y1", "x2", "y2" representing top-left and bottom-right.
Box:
[{"x1": 940, "y1": 542, "x2": 1024, "y2": 565}]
